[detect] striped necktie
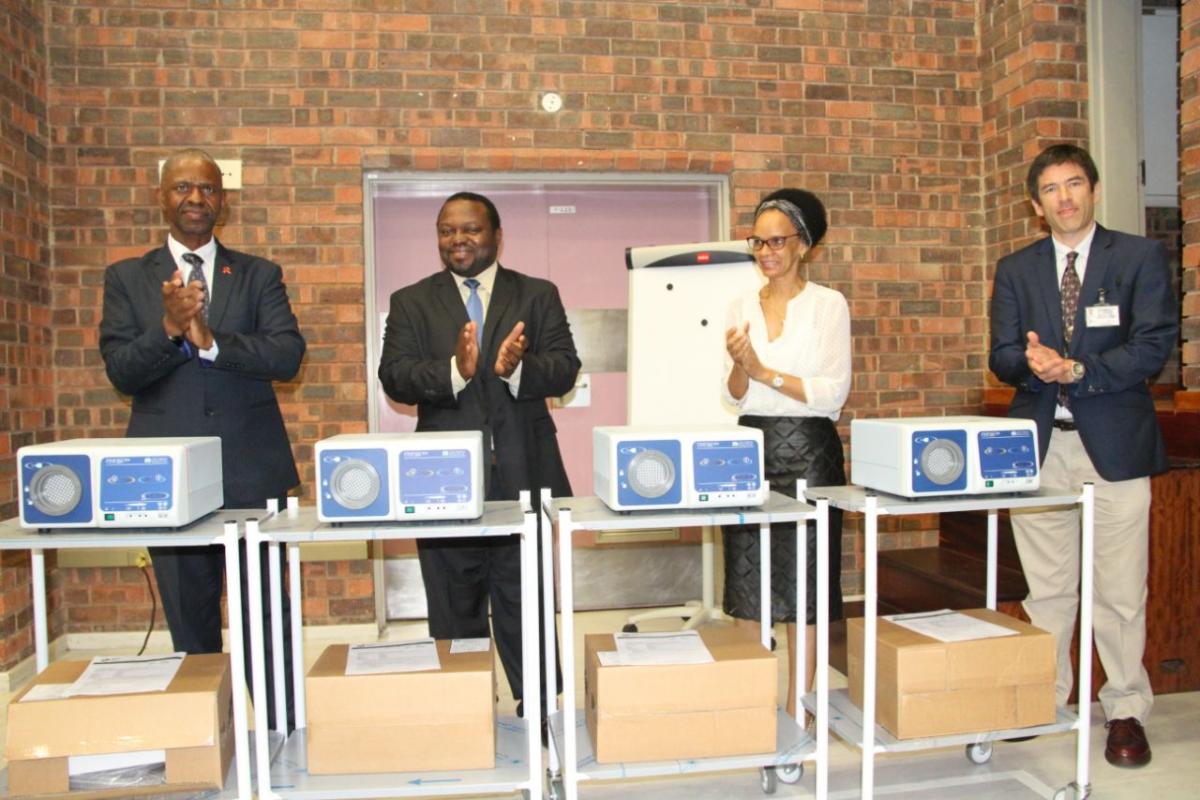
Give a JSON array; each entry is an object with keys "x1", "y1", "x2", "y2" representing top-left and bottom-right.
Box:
[{"x1": 181, "y1": 252, "x2": 209, "y2": 322}]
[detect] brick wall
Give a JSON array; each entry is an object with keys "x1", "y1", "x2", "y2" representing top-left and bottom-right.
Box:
[
  {"x1": 1183, "y1": 0, "x2": 1200, "y2": 392},
  {"x1": 0, "y1": 0, "x2": 53, "y2": 668},
  {"x1": 1146, "y1": 205, "x2": 1183, "y2": 387},
  {"x1": 10, "y1": 0, "x2": 1197, "y2": 669},
  {"x1": 37, "y1": 0, "x2": 993, "y2": 629}
]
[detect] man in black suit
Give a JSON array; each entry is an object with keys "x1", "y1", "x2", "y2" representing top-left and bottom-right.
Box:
[
  {"x1": 99, "y1": 148, "x2": 305, "y2": 730},
  {"x1": 989, "y1": 144, "x2": 1178, "y2": 767},
  {"x1": 378, "y1": 191, "x2": 579, "y2": 715}
]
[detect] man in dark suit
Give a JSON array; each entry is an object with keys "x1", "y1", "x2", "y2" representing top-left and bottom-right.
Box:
[
  {"x1": 99, "y1": 148, "x2": 305, "y2": 731},
  {"x1": 989, "y1": 144, "x2": 1178, "y2": 767},
  {"x1": 378, "y1": 191, "x2": 579, "y2": 715}
]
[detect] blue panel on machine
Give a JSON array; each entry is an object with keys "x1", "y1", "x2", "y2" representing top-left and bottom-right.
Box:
[
  {"x1": 100, "y1": 456, "x2": 175, "y2": 512},
  {"x1": 911, "y1": 429, "x2": 968, "y2": 493},
  {"x1": 977, "y1": 429, "x2": 1038, "y2": 480},
  {"x1": 692, "y1": 438, "x2": 762, "y2": 494},
  {"x1": 616, "y1": 439, "x2": 682, "y2": 507},
  {"x1": 319, "y1": 447, "x2": 390, "y2": 519},
  {"x1": 20, "y1": 453, "x2": 93, "y2": 525},
  {"x1": 398, "y1": 449, "x2": 473, "y2": 506}
]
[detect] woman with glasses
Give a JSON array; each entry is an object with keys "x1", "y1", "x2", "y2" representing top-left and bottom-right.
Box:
[{"x1": 721, "y1": 188, "x2": 851, "y2": 719}]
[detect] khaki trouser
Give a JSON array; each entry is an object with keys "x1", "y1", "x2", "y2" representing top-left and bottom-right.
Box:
[{"x1": 1009, "y1": 427, "x2": 1153, "y2": 722}]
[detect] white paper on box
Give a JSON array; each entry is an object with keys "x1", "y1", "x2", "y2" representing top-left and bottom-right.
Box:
[
  {"x1": 884, "y1": 609, "x2": 1020, "y2": 643},
  {"x1": 597, "y1": 651, "x2": 621, "y2": 667},
  {"x1": 20, "y1": 683, "x2": 73, "y2": 702},
  {"x1": 66, "y1": 653, "x2": 185, "y2": 696},
  {"x1": 68, "y1": 749, "x2": 166, "y2": 777},
  {"x1": 346, "y1": 639, "x2": 441, "y2": 674},
  {"x1": 449, "y1": 637, "x2": 491, "y2": 654},
  {"x1": 613, "y1": 630, "x2": 715, "y2": 665}
]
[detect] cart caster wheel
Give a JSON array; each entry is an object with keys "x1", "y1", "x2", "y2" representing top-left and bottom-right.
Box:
[
  {"x1": 776, "y1": 762, "x2": 804, "y2": 784},
  {"x1": 621, "y1": 623, "x2": 638, "y2": 633},
  {"x1": 1053, "y1": 783, "x2": 1090, "y2": 800},
  {"x1": 548, "y1": 778, "x2": 565, "y2": 800},
  {"x1": 760, "y1": 766, "x2": 778, "y2": 794},
  {"x1": 965, "y1": 741, "x2": 993, "y2": 764}
]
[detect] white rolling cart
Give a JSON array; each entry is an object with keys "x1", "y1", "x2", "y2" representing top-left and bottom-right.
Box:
[
  {"x1": 802, "y1": 484, "x2": 1096, "y2": 800},
  {"x1": 0, "y1": 510, "x2": 260, "y2": 800},
  {"x1": 244, "y1": 493, "x2": 543, "y2": 800},
  {"x1": 541, "y1": 487, "x2": 832, "y2": 800}
]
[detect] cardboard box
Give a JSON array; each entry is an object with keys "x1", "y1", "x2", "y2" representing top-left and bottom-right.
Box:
[
  {"x1": 4, "y1": 653, "x2": 233, "y2": 798},
  {"x1": 305, "y1": 641, "x2": 495, "y2": 774},
  {"x1": 584, "y1": 626, "x2": 777, "y2": 763},
  {"x1": 847, "y1": 608, "x2": 1056, "y2": 740}
]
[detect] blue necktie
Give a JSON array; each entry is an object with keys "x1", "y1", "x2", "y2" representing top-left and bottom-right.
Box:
[
  {"x1": 181, "y1": 252, "x2": 209, "y2": 322},
  {"x1": 464, "y1": 278, "x2": 483, "y2": 347}
]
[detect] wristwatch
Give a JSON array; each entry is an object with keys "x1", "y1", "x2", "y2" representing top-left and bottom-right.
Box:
[
  {"x1": 770, "y1": 373, "x2": 785, "y2": 389},
  {"x1": 1070, "y1": 360, "x2": 1085, "y2": 381},
  {"x1": 168, "y1": 333, "x2": 185, "y2": 347}
]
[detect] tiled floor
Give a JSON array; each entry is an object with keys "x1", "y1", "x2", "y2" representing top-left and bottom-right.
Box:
[{"x1": 3, "y1": 609, "x2": 1197, "y2": 798}]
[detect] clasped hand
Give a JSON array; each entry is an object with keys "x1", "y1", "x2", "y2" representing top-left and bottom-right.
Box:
[
  {"x1": 1024, "y1": 331, "x2": 1073, "y2": 384},
  {"x1": 161, "y1": 270, "x2": 213, "y2": 349},
  {"x1": 726, "y1": 322, "x2": 764, "y2": 381},
  {"x1": 456, "y1": 320, "x2": 527, "y2": 380}
]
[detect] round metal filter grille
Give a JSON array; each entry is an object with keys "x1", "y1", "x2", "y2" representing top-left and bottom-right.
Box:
[
  {"x1": 28, "y1": 465, "x2": 83, "y2": 516},
  {"x1": 919, "y1": 438, "x2": 965, "y2": 485},
  {"x1": 329, "y1": 459, "x2": 381, "y2": 510},
  {"x1": 627, "y1": 449, "x2": 676, "y2": 499}
]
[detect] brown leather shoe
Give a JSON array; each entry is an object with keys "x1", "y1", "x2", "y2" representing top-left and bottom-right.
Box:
[{"x1": 1104, "y1": 717, "x2": 1151, "y2": 767}]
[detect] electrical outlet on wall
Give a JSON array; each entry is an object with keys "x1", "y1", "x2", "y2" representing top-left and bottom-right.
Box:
[{"x1": 157, "y1": 158, "x2": 243, "y2": 190}]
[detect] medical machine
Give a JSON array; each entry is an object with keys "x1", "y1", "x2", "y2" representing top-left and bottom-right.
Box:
[
  {"x1": 316, "y1": 431, "x2": 484, "y2": 522},
  {"x1": 851, "y1": 416, "x2": 1040, "y2": 497},
  {"x1": 594, "y1": 425, "x2": 767, "y2": 511},
  {"x1": 18, "y1": 437, "x2": 223, "y2": 529}
]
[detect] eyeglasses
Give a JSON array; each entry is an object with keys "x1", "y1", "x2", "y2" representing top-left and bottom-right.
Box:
[
  {"x1": 747, "y1": 233, "x2": 803, "y2": 252},
  {"x1": 169, "y1": 181, "x2": 219, "y2": 198}
]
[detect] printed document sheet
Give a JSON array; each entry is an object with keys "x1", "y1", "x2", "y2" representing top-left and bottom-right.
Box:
[
  {"x1": 613, "y1": 630, "x2": 714, "y2": 665},
  {"x1": 66, "y1": 653, "x2": 186, "y2": 696},
  {"x1": 346, "y1": 638, "x2": 441, "y2": 674},
  {"x1": 884, "y1": 609, "x2": 1019, "y2": 642}
]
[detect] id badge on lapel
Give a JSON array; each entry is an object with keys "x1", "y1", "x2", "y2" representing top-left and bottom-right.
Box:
[{"x1": 1085, "y1": 288, "x2": 1119, "y2": 328}]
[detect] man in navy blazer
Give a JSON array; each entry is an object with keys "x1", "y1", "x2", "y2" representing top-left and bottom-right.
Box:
[
  {"x1": 990, "y1": 144, "x2": 1177, "y2": 767},
  {"x1": 378, "y1": 192, "x2": 579, "y2": 716},
  {"x1": 100, "y1": 148, "x2": 305, "y2": 731}
]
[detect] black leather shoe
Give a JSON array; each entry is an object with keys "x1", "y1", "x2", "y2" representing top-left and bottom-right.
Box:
[
  {"x1": 1105, "y1": 717, "x2": 1151, "y2": 768},
  {"x1": 515, "y1": 701, "x2": 550, "y2": 747}
]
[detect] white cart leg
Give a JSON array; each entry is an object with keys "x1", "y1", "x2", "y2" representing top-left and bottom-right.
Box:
[
  {"x1": 221, "y1": 521, "x2": 252, "y2": 800},
  {"x1": 861, "y1": 493, "x2": 879, "y2": 798},
  {"x1": 1075, "y1": 483, "x2": 1095, "y2": 795},
  {"x1": 557, "y1": 506, "x2": 579, "y2": 800}
]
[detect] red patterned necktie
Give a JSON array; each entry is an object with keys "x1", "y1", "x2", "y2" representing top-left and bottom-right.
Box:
[{"x1": 1058, "y1": 251, "x2": 1080, "y2": 409}]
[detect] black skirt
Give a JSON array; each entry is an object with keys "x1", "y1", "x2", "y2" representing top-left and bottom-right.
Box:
[{"x1": 722, "y1": 415, "x2": 845, "y2": 625}]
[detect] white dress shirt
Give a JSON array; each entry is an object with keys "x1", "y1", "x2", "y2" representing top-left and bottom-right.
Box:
[{"x1": 448, "y1": 262, "x2": 522, "y2": 397}]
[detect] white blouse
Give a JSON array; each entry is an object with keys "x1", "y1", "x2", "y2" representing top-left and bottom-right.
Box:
[{"x1": 721, "y1": 281, "x2": 852, "y2": 421}]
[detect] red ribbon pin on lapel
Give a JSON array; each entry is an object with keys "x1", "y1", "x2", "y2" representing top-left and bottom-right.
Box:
[{"x1": 221, "y1": 265, "x2": 233, "y2": 275}]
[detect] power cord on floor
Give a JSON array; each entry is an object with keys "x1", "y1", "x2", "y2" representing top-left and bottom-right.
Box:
[{"x1": 134, "y1": 552, "x2": 157, "y2": 656}]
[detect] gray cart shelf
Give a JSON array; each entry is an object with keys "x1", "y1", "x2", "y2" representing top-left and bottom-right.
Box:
[
  {"x1": 542, "y1": 489, "x2": 832, "y2": 800},
  {"x1": 800, "y1": 484, "x2": 1096, "y2": 800},
  {"x1": 0, "y1": 510, "x2": 263, "y2": 799},
  {"x1": 245, "y1": 496, "x2": 543, "y2": 800}
]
